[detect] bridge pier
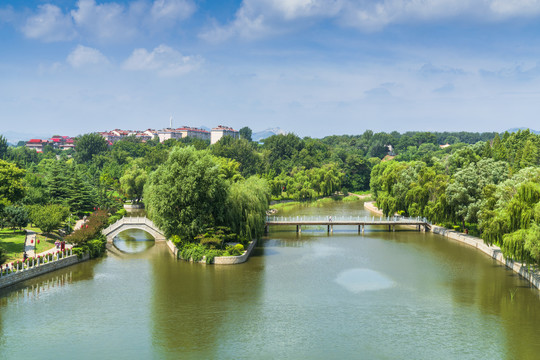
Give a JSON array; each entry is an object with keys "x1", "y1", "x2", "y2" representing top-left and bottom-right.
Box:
[
  {"x1": 296, "y1": 225, "x2": 301, "y2": 233},
  {"x1": 393, "y1": 225, "x2": 395, "y2": 232}
]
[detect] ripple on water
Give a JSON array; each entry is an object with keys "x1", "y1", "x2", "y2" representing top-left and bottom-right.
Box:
[{"x1": 335, "y1": 268, "x2": 395, "y2": 293}]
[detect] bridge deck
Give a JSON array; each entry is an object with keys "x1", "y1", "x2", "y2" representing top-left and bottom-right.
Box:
[
  {"x1": 102, "y1": 216, "x2": 166, "y2": 242},
  {"x1": 266, "y1": 220, "x2": 427, "y2": 226},
  {"x1": 265, "y1": 216, "x2": 430, "y2": 232}
]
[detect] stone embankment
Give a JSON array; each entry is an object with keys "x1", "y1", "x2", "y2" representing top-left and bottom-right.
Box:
[
  {"x1": 214, "y1": 240, "x2": 257, "y2": 265},
  {"x1": 363, "y1": 201, "x2": 540, "y2": 290},
  {"x1": 166, "y1": 239, "x2": 257, "y2": 265},
  {"x1": 0, "y1": 253, "x2": 90, "y2": 290}
]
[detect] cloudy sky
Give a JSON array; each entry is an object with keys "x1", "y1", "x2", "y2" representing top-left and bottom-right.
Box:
[{"x1": 2, "y1": 0, "x2": 540, "y2": 138}]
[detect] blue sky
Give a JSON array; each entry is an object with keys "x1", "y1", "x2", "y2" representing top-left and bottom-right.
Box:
[{"x1": 2, "y1": 0, "x2": 540, "y2": 139}]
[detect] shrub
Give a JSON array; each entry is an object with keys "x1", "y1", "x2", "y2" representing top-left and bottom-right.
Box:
[
  {"x1": 180, "y1": 243, "x2": 206, "y2": 262},
  {"x1": 0, "y1": 247, "x2": 7, "y2": 266},
  {"x1": 66, "y1": 209, "x2": 109, "y2": 245},
  {"x1": 199, "y1": 237, "x2": 223, "y2": 248},
  {"x1": 234, "y1": 244, "x2": 244, "y2": 253},
  {"x1": 72, "y1": 247, "x2": 85, "y2": 259},
  {"x1": 170, "y1": 235, "x2": 184, "y2": 247},
  {"x1": 87, "y1": 237, "x2": 106, "y2": 258},
  {"x1": 205, "y1": 249, "x2": 223, "y2": 264}
]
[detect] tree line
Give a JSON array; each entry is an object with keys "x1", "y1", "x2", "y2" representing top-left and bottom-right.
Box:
[
  {"x1": 0, "y1": 128, "x2": 530, "y2": 264},
  {"x1": 369, "y1": 129, "x2": 540, "y2": 267}
]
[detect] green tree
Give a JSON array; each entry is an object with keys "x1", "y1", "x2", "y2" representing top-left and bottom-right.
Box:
[
  {"x1": 47, "y1": 162, "x2": 70, "y2": 204},
  {"x1": 68, "y1": 171, "x2": 96, "y2": 215},
  {"x1": 4, "y1": 205, "x2": 29, "y2": 230},
  {"x1": 211, "y1": 137, "x2": 262, "y2": 177},
  {"x1": 446, "y1": 159, "x2": 508, "y2": 228},
  {"x1": 263, "y1": 134, "x2": 304, "y2": 174},
  {"x1": 144, "y1": 146, "x2": 228, "y2": 239},
  {"x1": 74, "y1": 133, "x2": 109, "y2": 163},
  {"x1": 0, "y1": 160, "x2": 26, "y2": 205},
  {"x1": 31, "y1": 204, "x2": 69, "y2": 234},
  {"x1": 226, "y1": 176, "x2": 270, "y2": 241},
  {"x1": 120, "y1": 164, "x2": 148, "y2": 203},
  {"x1": 239, "y1": 126, "x2": 253, "y2": 142},
  {"x1": 0, "y1": 135, "x2": 8, "y2": 160}
]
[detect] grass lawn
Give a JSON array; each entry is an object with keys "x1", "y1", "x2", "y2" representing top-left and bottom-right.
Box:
[
  {"x1": 0, "y1": 228, "x2": 26, "y2": 262},
  {"x1": 35, "y1": 232, "x2": 61, "y2": 254},
  {"x1": 0, "y1": 227, "x2": 64, "y2": 263}
]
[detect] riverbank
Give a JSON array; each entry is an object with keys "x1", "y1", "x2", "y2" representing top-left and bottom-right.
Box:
[
  {"x1": 270, "y1": 194, "x2": 363, "y2": 212},
  {"x1": 363, "y1": 201, "x2": 540, "y2": 290},
  {"x1": 0, "y1": 251, "x2": 89, "y2": 290}
]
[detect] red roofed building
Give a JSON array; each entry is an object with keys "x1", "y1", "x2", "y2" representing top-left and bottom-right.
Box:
[
  {"x1": 59, "y1": 137, "x2": 75, "y2": 151},
  {"x1": 26, "y1": 139, "x2": 46, "y2": 152}
]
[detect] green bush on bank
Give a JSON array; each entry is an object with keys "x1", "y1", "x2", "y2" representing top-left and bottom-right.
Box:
[
  {"x1": 175, "y1": 227, "x2": 248, "y2": 264},
  {"x1": 107, "y1": 209, "x2": 127, "y2": 225},
  {"x1": 68, "y1": 209, "x2": 109, "y2": 259}
]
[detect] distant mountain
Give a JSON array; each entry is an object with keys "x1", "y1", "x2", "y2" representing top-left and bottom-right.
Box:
[
  {"x1": 198, "y1": 125, "x2": 211, "y2": 132},
  {"x1": 252, "y1": 127, "x2": 288, "y2": 142},
  {"x1": 506, "y1": 128, "x2": 540, "y2": 134}
]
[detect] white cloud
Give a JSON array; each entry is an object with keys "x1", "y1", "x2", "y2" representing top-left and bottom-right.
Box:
[
  {"x1": 22, "y1": 4, "x2": 76, "y2": 42},
  {"x1": 202, "y1": 0, "x2": 540, "y2": 40},
  {"x1": 71, "y1": 0, "x2": 138, "y2": 41},
  {"x1": 150, "y1": 0, "x2": 196, "y2": 23},
  {"x1": 67, "y1": 45, "x2": 109, "y2": 68},
  {"x1": 123, "y1": 44, "x2": 202, "y2": 77},
  {"x1": 19, "y1": 0, "x2": 195, "y2": 42},
  {"x1": 489, "y1": 0, "x2": 540, "y2": 17}
]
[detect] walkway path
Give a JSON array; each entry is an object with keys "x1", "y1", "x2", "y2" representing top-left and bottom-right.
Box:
[{"x1": 24, "y1": 231, "x2": 73, "y2": 258}]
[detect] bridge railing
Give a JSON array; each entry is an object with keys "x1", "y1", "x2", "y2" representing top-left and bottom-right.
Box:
[
  {"x1": 102, "y1": 216, "x2": 163, "y2": 235},
  {"x1": 265, "y1": 215, "x2": 430, "y2": 224}
]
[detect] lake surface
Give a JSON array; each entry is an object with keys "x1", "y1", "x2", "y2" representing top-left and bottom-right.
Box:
[{"x1": 1, "y1": 201, "x2": 539, "y2": 359}]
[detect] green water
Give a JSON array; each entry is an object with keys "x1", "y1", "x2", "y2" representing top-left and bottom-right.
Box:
[{"x1": 0, "y1": 201, "x2": 539, "y2": 359}]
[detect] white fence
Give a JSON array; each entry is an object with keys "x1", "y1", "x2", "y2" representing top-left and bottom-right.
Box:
[{"x1": 0, "y1": 249, "x2": 74, "y2": 278}]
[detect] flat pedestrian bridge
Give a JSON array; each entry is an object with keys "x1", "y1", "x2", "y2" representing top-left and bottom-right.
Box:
[{"x1": 265, "y1": 215, "x2": 431, "y2": 233}]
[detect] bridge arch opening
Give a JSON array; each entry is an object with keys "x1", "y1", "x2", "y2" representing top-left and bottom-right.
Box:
[{"x1": 113, "y1": 228, "x2": 156, "y2": 254}]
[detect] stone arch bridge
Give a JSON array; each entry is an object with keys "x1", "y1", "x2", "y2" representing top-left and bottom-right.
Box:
[{"x1": 102, "y1": 217, "x2": 166, "y2": 243}]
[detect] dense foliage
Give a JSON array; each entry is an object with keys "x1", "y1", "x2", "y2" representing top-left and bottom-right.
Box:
[
  {"x1": 2, "y1": 127, "x2": 537, "y2": 266},
  {"x1": 370, "y1": 129, "x2": 540, "y2": 267}
]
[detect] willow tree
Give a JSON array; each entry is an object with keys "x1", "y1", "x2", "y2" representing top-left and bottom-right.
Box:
[
  {"x1": 225, "y1": 176, "x2": 270, "y2": 242},
  {"x1": 120, "y1": 164, "x2": 148, "y2": 203},
  {"x1": 143, "y1": 146, "x2": 228, "y2": 240}
]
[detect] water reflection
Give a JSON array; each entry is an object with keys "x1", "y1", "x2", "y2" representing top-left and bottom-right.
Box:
[
  {"x1": 335, "y1": 268, "x2": 395, "y2": 292},
  {"x1": 0, "y1": 201, "x2": 539, "y2": 359},
  {"x1": 113, "y1": 228, "x2": 155, "y2": 254},
  {"x1": 150, "y1": 244, "x2": 265, "y2": 358}
]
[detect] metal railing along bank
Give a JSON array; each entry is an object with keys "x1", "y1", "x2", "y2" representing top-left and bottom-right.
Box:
[{"x1": 265, "y1": 215, "x2": 431, "y2": 223}]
